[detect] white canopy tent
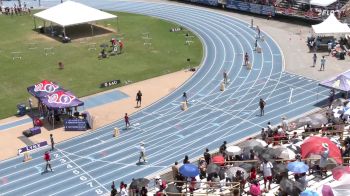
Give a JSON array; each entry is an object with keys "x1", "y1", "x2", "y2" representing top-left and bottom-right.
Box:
[
  {"x1": 310, "y1": 0, "x2": 337, "y2": 7},
  {"x1": 33, "y1": 1, "x2": 117, "y2": 36},
  {"x1": 312, "y1": 13, "x2": 350, "y2": 35}
]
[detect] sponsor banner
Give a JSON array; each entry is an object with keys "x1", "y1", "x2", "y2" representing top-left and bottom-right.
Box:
[
  {"x1": 64, "y1": 119, "x2": 87, "y2": 131},
  {"x1": 226, "y1": 0, "x2": 275, "y2": 16},
  {"x1": 190, "y1": 0, "x2": 219, "y2": 6},
  {"x1": 18, "y1": 141, "x2": 48, "y2": 154},
  {"x1": 100, "y1": 80, "x2": 121, "y2": 88}
]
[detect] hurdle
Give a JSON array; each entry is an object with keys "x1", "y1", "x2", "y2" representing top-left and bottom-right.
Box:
[
  {"x1": 11, "y1": 51, "x2": 23, "y2": 60},
  {"x1": 44, "y1": 47, "x2": 54, "y2": 56},
  {"x1": 27, "y1": 42, "x2": 38, "y2": 50},
  {"x1": 87, "y1": 43, "x2": 97, "y2": 51}
]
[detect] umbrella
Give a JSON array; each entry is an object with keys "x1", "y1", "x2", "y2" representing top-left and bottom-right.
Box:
[
  {"x1": 332, "y1": 166, "x2": 350, "y2": 180},
  {"x1": 241, "y1": 139, "x2": 267, "y2": 152},
  {"x1": 226, "y1": 167, "x2": 248, "y2": 179},
  {"x1": 283, "y1": 144, "x2": 301, "y2": 154},
  {"x1": 212, "y1": 155, "x2": 225, "y2": 166},
  {"x1": 272, "y1": 146, "x2": 296, "y2": 160},
  {"x1": 225, "y1": 146, "x2": 241, "y2": 156},
  {"x1": 330, "y1": 174, "x2": 350, "y2": 195},
  {"x1": 273, "y1": 163, "x2": 288, "y2": 174},
  {"x1": 301, "y1": 189, "x2": 319, "y2": 196},
  {"x1": 206, "y1": 163, "x2": 220, "y2": 174},
  {"x1": 301, "y1": 136, "x2": 342, "y2": 164},
  {"x1": 287, "y1": 161, "x2": 309, "y2": 173},
  {"x1": 280, "y1": 177, "x2": 303, "y2": 196},
  {"x1": 308, "y1": 154, "x2": 338, "y2": 170},
  {"x1": 179, "y1": 164, "x2": 199, "y2": 177},
  {"x1": 322, "y1": 185, "x2": 334, "y2": 196},
  {"x1": 100, "y1": 43, "x2": 109, "y2": 48},
  {"x1": 238, "y1": 163, "x2": 253, "y2": 171},
  {"x1": 165, "y1": 184, "x2": 180, "y2": 196},
  {"x1": 249, "y1": 183, "x2": 261, "y2": 196},
  {"x1": 309, "y1": 113, "x2": 328, "y2": 127},
  {"x1": 129, "y1": 178, "x2": 150, "y2": 189},
  {"x1": 297, "y1": 116, "x2": 312, "y2": 127},
  {"x1": 218, "y1": 168, "x2": 226, "y2": 180}
]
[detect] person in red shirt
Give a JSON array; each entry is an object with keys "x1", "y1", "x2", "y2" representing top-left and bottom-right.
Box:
[
  {"x1": 124, "y1": 113, "x2": 130, "y2": 129},
  {"x1": 44, "y1": 151, "x2": 53, "y2": 172},
  {"x1": 249, "y1": 167, "x2": 257, "y2": 182}
]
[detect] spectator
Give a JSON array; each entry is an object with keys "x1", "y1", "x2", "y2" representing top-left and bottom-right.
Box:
[
  {"x1": 249, "y1": 167, "x2": 257, "y2": 182},
  {"x1": 319, "y1": 143, "x2": 329, "y2": 177},
  {"x1": 111, "y1": 181, "x2": 117, "y2": 196},
  {"x1": 198, "y1": 158, "x2": 207, "y2": 179},
  {"x1": 249, "y1": 179, "x2": 261, "y2": 196},
  {"x1": 219, "y1": 141, "x2": 227, "y2": 155},
  {"x1": 260, "y1": 159, "x2": 273, "y2": 191},
  {"x1": 140, "y1": 187, "x2": 148, "y2": 196},
  {"x1": 250, "y1": 149, "x2": 256, "y2": 160},
  {"x1": 204, "y1": 148, "x2": 211, "y2": 165},
  {"x1": 281, "y1": 116, "x2": 289, "y2": 132},
  {"x1": 154, "y1": 175, "x2": 163, "y2": 192},
  {"x1": 183, "y1": 155, "x2": 190, "y2": 164},
  {"x1": 261, "y1": 128, "x2": 267, "y2": 141},
  {"x1": 233, "y1": 170, "x2": 246, "y2": 194},
  {"x1": 172, "y1": 161, "x2": 179, "y2": 180}
]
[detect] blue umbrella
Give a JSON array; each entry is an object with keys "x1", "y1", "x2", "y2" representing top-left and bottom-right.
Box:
[
  {"x1": 179, "y1": 164, "x2": 199, "y2": 177},
  {"x1": 301, "y1": 189, "x2": 319, "y2": 196},
  {"x1": 287, "y1": 161, "x2": 309, "y2": 173}
]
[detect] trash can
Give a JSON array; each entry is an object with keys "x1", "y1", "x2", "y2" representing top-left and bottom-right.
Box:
[{"x1": 17, "y1": 103, "x2": 27, "y2": 116}]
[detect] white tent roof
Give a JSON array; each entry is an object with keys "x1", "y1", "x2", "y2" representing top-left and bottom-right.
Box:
[
  {"x1": 34, "y1": 1, "x2": 117, "y2": 27},
  {"x1": 310, "y1": 0, "x2": 336, "y2": 7},
  {"x1": 312, "y1": 13, "x2": 350, "y2": 35}
]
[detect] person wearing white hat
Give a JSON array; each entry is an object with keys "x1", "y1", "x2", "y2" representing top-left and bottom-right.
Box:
[
  {"x1": 319, "y1": 143, "x2": 329, "y2": 177},
  {"x1": 139, "y1": 142, "x2": 147, "y2": 163},
  {"x1": 281, "y1": 116, "x2": 289, "y2": 133}
]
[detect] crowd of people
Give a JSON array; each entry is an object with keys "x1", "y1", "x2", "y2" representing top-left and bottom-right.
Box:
[{"x1": 0, "y1": 3, "x2": 31, "y2": 15}]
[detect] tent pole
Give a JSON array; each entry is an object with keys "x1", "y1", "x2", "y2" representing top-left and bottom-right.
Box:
[
  {"x1": 43, "y1": 21, "x2": 46, "y2": 33},
  {"x1": 33, "y1": 17, "x2": 37, "y2": 29},
  {"x1": 63, "y1": 27, "x2": 66, "y2": 37},
  {"x1": 117, "y1": 17, "x2": 119, "y2": 33}
]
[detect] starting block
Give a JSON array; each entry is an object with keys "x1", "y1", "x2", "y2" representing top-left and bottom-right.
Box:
[
  {"x1": 220, "y1": 82, "x2": 225, "y2": 91},
  {"x1": 181, "y1": 102, "x2": 188, "y2": 111},
  {"x1": 23, "y1": 152, "x2": 32, "y2": 162},
  {"x1": 113, "y1": 128, "x2": 120, "y2": 137}
]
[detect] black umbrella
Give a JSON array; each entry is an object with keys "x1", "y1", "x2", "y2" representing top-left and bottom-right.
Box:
[
  {"x1": 165, "y1": 184, "x2": 180, "y2": 196},
  {"x1": 226, "y1": 167, "x2": 248, "y2": 179},
  {"x1": 238, "y1": 163, "x2": 253, "y2": 171},
  {"x1": 206, "y1": 163, "x2": 220, "y2": 174},
  {"x1": 280, "y1": 178, "x2": 303, "y2": 196},
  {"x1": 129, "y1": 178, "x2": 150, "y2": 190},
  {"x1": 273, "y1": 163, "x2": 288, "y2": 174}
]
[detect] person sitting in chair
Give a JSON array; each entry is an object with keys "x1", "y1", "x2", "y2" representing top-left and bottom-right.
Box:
[{"x1": 99, "y1": 48, "x2": 107, "y2": 59}]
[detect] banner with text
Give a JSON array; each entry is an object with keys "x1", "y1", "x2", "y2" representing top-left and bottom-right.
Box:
[
  {"x1": 226, "y1": 0, "x2": 275, "y2": 16},
  {"x1": 18, "y1": 141, "x2": 48, "y2": 154}
]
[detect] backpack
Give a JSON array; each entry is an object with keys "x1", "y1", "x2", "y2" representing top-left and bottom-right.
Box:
[{"x1": 161, "y1": 180, "x2": 167, "y2": 190}]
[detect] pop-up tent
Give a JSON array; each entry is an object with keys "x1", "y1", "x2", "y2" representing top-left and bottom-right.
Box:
[
  {"x1": 27, "y1": 80, "x2": 65, "y2": 98},
  {"x1": 319, "y1": 70, "x2": 350, "y2": 92},
  {"x1": 40, "y1": 90, "x2": 84, "y2": 109},
  {"x1": 312, "y1": 13, "x2": 350, "y2": 35},
  {"x1": 33, "y1": 1, "x2": 117, "y2": 36}
]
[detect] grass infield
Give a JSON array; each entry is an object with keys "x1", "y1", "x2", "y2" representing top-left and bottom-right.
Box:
[{"x1": 0, "y1": 11, "x2": 202, "y2": 119}]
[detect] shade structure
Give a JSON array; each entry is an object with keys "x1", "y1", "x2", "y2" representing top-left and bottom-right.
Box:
[
  {"x1": 332, "y1": 166, "x2": 350, "y2": 180},
  {"x1": 34, "y1": 1, "x2": 117, "y2": 27},
  {"x1": 319, "y1": 73, "x2": 350, "y2": 92},
  {"x1": 301, "y1": 189, "x2": 319, "y2": 196},
  {"x1": 301, "y1": 136, "x2": 342, "y2": 164},
  {"x1": 179, "y1": 164, "x2": 199, "y2": 177},
  {"x1": 212, "y1": 155, "x2": 225, "y2": 166},
  {"x1": 27, "y1": 80, "x2": 65, "y2": 98},
  {"x1": 225, "y1": 146, "x2": 241, "y2": 156},
  {"x1": 287, "y1": 161, "x2": 309, "y2": 173},
  {"x1": 40, "y1": 90, "x2": 84, "y2": 109},
  {"x1": 310, "y1": 0, "x2": 336, "y2": 7},
  {"x1": 272, "y1": 146, "x2": 296, "y2": 160},
  {"x1": 312, "y1": 14, "x2": 350, "y2": 35}
]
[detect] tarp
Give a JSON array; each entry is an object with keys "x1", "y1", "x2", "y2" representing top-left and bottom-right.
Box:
[
  {"x1": 27, "y1": 80, "x2": 65, "y2": 98},
  {"x1": 310, "y1": 0, "x2": 336, "y2": 7},
  {"x1": 40, "y1": 90, "x2": 84, "y2": 109},
  {"x1": 312, "y1": 13, "x2": 350, "y2": 35},
  {"x1": 319, "y1": 70, "x2": 350, "y2": 92},
  {"x1": 34, "y1": 1, "x2": 117, "y2": 27}
]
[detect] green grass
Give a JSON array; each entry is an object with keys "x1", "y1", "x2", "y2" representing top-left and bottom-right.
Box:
[{"x1": 0, "y1": 11, "x2": 202, "y2": 119}]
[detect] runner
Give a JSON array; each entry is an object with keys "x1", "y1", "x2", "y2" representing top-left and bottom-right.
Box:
[
  {"x1": 223, "y1": 70, "x2": 228, "y2": 84},
  {"x1": 259, "y1": 98, "x2": 266, "y2": 116},
  {"x1": 244, "y1": 52, "x2": 249, "y2": 66},
  {"x1": 50, "y1": 134, "x2": 55, "y2": 151},
  {"x1": 182, "y1": 92, "x2": 188, "y2": 104},
  {"x1": 136, "y1": 90, "x2": 142, "y2": 108},
  {"x1": 124, "y1": 113, "x2": 130, "y2": 129},
  {"x1": 44, "y1": 151, "x2": 53, "y2": 172},
  {"x1": 139, "y1": 142, "x2": 147, "y2": 163}
]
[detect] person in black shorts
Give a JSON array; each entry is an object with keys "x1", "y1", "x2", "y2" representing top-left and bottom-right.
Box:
[
  {"x1": 136, "y1": 90, "x2": 142, "y2": 108},
  {"x1": 259, "y1": 98, "x2": 266, "y2": 116}
]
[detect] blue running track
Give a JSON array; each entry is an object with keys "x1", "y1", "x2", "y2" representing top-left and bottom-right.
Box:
[{"x1": 0, "y1": 1, "x2": 329, "y2": 195}]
